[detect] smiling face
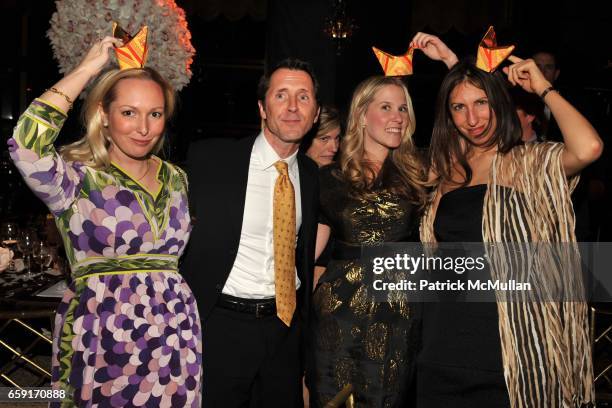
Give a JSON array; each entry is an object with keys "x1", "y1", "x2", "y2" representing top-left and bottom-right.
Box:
[
  {"x1": 306, "y1": 126, "x2": 341, "y2": 166},
  {"x1": 362, "y1": 84, "x2": 409, "y2": 158},
  {"x1": 449, "y1": 81, "x2": 497, "y2": 146},
  {"x1": 101, "y1": 78, "x2": 166, "y2": 162},
  {"x1": 258, "y1": 68, "x2": 320, "y2": 154}
]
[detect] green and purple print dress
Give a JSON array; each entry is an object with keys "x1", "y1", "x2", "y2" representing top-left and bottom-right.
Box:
[{"x1": 8, "y1": 99, "x2": 201, "y2": 407}]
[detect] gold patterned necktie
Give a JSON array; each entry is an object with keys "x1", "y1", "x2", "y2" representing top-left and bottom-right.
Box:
[{"x1": 273, "y1": 160, "x2": 296, "y2": 326}]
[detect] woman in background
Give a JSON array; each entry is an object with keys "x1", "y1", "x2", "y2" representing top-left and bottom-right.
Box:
[
  {"x1": 303, "y1": 105, "x2": 342, "y2": 168},
  {"x1": 300, "y1": 105, "x2": 342, "y2": 287}
]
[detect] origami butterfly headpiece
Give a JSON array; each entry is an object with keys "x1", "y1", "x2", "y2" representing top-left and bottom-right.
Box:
[
  {"x1": 112, "y1": 22, "x2": 149, "y2": 70},
  {"x1": 475, "y1": 26, "x2": 515, "y2": 73},
  {"x1": 372, "y1": 46, "x2": 415, "y2": 76}
]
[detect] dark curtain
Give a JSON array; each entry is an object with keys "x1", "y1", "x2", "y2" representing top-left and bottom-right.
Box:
[{"x1": 265, "y1": 0, "x2": 337, "y2": 105}]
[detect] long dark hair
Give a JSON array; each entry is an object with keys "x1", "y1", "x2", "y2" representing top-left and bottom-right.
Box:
[{"x1": 429, "y1": 61, "x2": 521, "y2": 186}]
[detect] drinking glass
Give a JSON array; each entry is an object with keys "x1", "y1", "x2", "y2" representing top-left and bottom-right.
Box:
[
  {"x1": 33, "y1": 241, "x2": 53, "y2": 272},
  {"x1": 19, "y1": 229, "x2": 37, "y2": 276}
]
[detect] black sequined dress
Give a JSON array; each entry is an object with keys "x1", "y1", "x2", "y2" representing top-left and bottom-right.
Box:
[{"x1": 309, "y1": 164, "x2": 419, "y2": 408}]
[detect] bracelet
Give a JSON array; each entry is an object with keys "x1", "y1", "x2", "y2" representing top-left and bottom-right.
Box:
[
  {"x1": 539, "y1": 86, "x2": 556, "y2": 100},
  {"x1": 46, "y1": 87, "x2": 74, "y2": 109}
]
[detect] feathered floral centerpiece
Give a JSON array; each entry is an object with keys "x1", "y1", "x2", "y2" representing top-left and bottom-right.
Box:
[{"x1": 47, "y1": 0, "x2": 196, "y2": 91}]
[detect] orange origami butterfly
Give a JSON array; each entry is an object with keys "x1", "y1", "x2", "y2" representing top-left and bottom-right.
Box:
[
  {"x1": 372, "y1": 46, "x2": 415, "y2": 76},
  {"x1": 476, "y1": 26, "x2": 515, "y2": 73},
  {"x1": 112, "y1": 22, "x2": 148, "y2": 69}
]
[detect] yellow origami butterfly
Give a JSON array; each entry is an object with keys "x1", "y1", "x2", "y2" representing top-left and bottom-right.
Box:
[
  {"x1": 476, "y1": 26, "x2": 515, "y2": 73},
  {"x1": 372, "y1": 46, "x2": 415, "y2": 76},
  {"x1": 112, "y1": 22, "x2": 148, "y2": 69}
]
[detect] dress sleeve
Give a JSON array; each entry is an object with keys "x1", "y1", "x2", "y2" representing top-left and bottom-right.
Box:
[{"x1": 8, "y1": 98, "x2": 86, "y2": 216}]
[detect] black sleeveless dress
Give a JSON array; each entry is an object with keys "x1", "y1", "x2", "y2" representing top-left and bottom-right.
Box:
[{"x1": 417, "y1": 185, "x2": 511, "y2": 408}]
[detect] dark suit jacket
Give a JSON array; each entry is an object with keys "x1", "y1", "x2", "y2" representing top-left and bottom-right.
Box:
[{"x1": 181, "y1": 135, "x2": 319, "y2": 324}]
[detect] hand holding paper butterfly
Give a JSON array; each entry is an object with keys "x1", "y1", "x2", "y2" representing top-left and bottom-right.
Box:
[
  {"x1": 410, "y1": 32, "x2": 458, "y2": 69},
  {"x1": 40, "y1": 36, "x2": 122, "y2": 112},
  {"x1": 75, "y1": 36, "x2": 123, "y2": 77},
  {"x1": 503, "y1": 55, "x2": 552, "y2": 96}
]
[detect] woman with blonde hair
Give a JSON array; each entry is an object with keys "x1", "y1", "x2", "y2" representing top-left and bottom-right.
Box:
[
  {"x1": 299, "y1": 105, "x2": 342, "y2": 287},
  {"x1": 308, "y1": 76, "x2": 427, "y2": 407},
  {"x1": 301, "y1": 105, "x2": 342, "y2": 167},
  {"x1": 307, "y1": 33, "x2": 459, "y2": 406},
  {"x1": 9, "y1": 38, "x2": 201, "y2": 406},
  {"x1": 59, "y1": 67, "x2": 174, "y2": 167}
]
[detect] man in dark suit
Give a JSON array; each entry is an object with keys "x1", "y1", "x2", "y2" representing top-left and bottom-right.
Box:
[{"x1": 182, "y1": 59, "x2": 320, "y2": 407}]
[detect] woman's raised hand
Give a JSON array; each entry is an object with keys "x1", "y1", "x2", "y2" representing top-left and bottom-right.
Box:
[
  {"x1": 75, "y1": 36, "x2": 124, "y2": 77},
  {"x1": 410, "y1": 32, "x2": 458, "y2": 69},
  {"x1": 39, "y1": 36, "x2": 123, "y2": 112},
  {"x1": 503, "y1": 55, "x2": 552, "y2": 96}
]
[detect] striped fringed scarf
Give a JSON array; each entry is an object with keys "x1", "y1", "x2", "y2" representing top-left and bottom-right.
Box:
[{"x1": 420, "y1": 142, "x2": 594, "y2": 407}]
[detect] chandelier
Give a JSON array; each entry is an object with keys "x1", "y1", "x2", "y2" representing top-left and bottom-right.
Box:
[{"x1": 323, "y1": 0, "x2": 357, "y2": 55}]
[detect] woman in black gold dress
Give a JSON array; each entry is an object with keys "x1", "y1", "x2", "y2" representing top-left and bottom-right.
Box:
[
  {"x1": 307, "y1": 33, "x2": 458, "y2": 407},
  {"x1": 308, "y1": 76, "x2": 427, "y2": 407}
]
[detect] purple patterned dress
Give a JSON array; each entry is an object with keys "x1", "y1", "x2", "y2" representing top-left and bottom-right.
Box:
[{"x1": 8, "y1": 99, "x2": 202, "y2": 407}]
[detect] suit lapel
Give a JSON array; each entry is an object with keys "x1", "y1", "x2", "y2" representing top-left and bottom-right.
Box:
[
  {"x1": 297, "y1": 154, "x2": 314, "y2": 242},
  {"x1": 296, "y1": 154, "x2": 316, "y2": 291}
]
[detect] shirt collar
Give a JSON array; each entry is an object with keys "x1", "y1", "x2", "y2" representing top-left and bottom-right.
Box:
[{"x1": 254, "y1": 131, "x2": 299, "y2": 170}]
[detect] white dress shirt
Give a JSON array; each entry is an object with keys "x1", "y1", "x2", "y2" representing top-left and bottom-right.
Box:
[{"x1": 222, "y1": 132, "x2": 302, "y2": 298}]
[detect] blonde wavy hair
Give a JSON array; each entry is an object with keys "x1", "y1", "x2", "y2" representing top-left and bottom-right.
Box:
[
  {"x1": 338, "y1": 76, "x2": 427, "y2": 208},
  {"x1": 60, "y1": 67, "x2": 175, "y2": 169}
]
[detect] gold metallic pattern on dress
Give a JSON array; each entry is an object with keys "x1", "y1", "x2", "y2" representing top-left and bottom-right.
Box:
[
  {"x1": 350, "y1": 192, "x2": 406, "y2": 244},
  {"x1": 386, "y1": 357, "x2": 400, "y2": 388},
  {"x1": 365, "y1": 322, "x2": 389, "y2": 362},
  {"x1": 387, "y1": 290, "x2": 411, "y2": 319},
  {"x1": 316, "y1": 316, "x2": 342, "y2": 352},
  {"x1": 313, "y1": 166, "x2": 418, "y2": 407},
  {"x1": 333, "y1": 357, "x2": 358, "y2": 390},
  {"x1": 314, "y1": 282, "x2": 343, "y2": 315},
  {"x1": 349, "y1": 284, "x2": 378, "y2": 318},
  {"x1": 345, "y1": 261, "x2": 364, "y2": 284}
]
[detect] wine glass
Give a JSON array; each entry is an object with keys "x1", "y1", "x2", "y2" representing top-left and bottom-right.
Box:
[
  {"x1": 1, "y1": 221, "x2": 20, "y2": 272},
  {"x1": 33, "y1": 241, "x2": 53, "y2": 273},
  {"x1": 19, "y1": 229, "x2": 37, "y2": 276}
]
